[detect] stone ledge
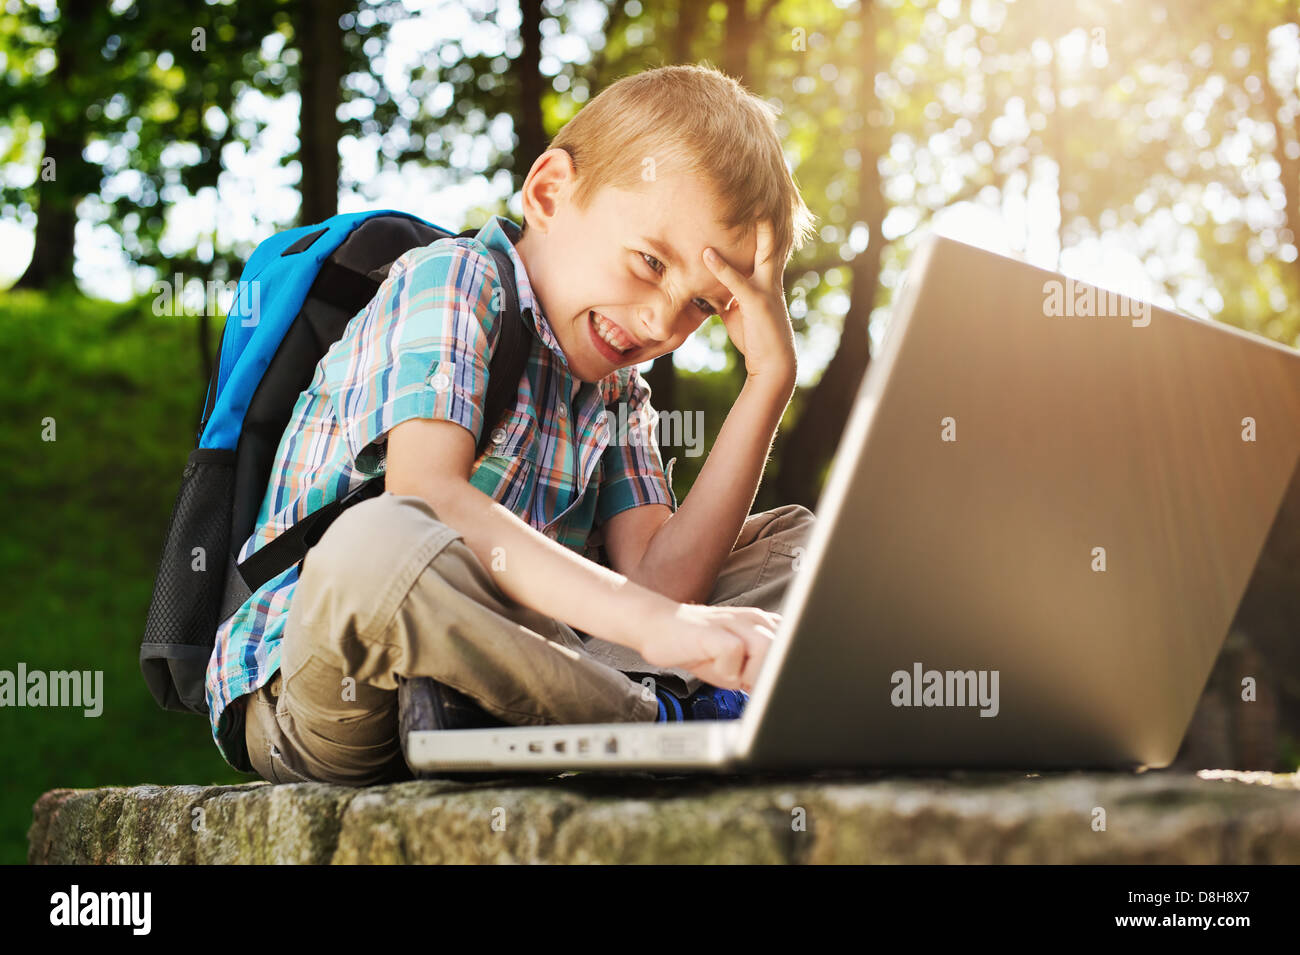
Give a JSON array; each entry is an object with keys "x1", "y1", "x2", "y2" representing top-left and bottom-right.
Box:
[{"x1": 28, "y1": 769, "x2": 1300, "y2": 864}]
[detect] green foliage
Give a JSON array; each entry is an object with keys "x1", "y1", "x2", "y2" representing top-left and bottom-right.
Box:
[{"x1": 0, "y1": 290, "x2": 244, "y2": 865}]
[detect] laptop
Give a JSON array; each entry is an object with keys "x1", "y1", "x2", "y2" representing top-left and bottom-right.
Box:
[{"x1": 406, "y1": 233, "x2": 1300, "y2": 774}]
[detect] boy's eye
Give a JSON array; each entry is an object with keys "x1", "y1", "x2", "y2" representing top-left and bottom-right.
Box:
[
  {"x1": 639, "y1": 251, "x2": 665, "y2": 274},
  {"x1": 638, "y1": 251, "x2": 715, "y2": 316}
]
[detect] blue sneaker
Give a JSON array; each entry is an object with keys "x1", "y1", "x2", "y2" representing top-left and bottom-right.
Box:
[
  {"x1": 653, "y1": 686, "x2": 686, "y2": 722},
  {"x1": 685, "y1": 686, "x2": 749, "y2": 720}
]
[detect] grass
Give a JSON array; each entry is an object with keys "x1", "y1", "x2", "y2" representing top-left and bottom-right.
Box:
[{"x1": 0, "y1": 288, "x2": 245, "y2": 864}]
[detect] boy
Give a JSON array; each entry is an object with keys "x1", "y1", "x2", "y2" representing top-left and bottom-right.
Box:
[{"x1": 213, "y1": 63, "x2": 818, "y2": 785}]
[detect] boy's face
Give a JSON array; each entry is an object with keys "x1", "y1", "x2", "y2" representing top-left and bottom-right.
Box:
[{"x1": 515, "y1": 149, "x2": 757, "y2": 383}]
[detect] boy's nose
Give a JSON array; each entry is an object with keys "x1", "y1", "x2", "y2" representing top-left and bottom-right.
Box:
[{"x1": 636, "y1": 304, "x2": 675, "y2": 344}]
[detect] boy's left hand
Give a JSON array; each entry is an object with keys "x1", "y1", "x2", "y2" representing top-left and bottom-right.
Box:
[{"x1": 702, "y1": 218, "x2": 796, "y2": 390}]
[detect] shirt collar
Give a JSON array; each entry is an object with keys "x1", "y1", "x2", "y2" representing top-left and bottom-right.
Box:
[{"x1": 474, "y1": 215, "x2": 558, "y2": 354}]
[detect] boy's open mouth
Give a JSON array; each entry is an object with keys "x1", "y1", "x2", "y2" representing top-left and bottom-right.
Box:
[{"x1": 589, "y1": 310, "x2": 638, "y2": 360}]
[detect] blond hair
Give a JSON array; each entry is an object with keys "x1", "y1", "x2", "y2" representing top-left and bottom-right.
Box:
[{"x1": 526, "y1": 63, "x2": 816, "y2": 269}]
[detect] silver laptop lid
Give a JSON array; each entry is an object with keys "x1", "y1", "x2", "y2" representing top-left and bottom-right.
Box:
[{"x1": 739, "y1": 234, "x2": 1300, "y2": 770}]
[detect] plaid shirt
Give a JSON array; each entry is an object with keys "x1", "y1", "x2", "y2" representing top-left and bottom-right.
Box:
[{"x1": 206, "y1": 215, "x2": 678, "y2": 770}]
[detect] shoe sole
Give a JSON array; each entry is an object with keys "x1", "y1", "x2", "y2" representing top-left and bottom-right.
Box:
[{"x1": 398, "y1": 675, "x2": 510, "y2": 780}]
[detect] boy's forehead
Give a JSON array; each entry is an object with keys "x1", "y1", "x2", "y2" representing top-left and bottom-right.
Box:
[{"x1": 624, "y1": 176, "x2": 756, "y2": 267}]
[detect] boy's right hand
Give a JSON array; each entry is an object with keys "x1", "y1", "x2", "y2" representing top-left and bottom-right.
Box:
[{"x1": 638, "y1": 603, "x2": 780, "y2": 693}]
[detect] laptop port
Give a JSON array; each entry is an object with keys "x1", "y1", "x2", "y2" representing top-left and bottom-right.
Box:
[
  {"x1": 554, "y1": 740, "x2": 566, "y2": 753},
  {"x1": 577, "y1": 738, "x2": 590, "y2": 754},
  {"x1": 528, "y1": 741, "x2": 543, "y2": 753},
  {"x1": 605, "y1": 736, "x2": 618, "y2": 754}
]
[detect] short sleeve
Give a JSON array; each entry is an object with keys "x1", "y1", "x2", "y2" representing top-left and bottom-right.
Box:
[
  {"x1": 324, "y1": 241, "x2": 500, "y2": 474},
  {"x1": 595, "y1": 366, "x2": 679, "y2": 523}
]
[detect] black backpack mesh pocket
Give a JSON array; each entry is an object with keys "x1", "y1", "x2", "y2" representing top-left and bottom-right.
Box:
[{"x1": 140, "y1": 447, "x2": 235, "y2": 715}]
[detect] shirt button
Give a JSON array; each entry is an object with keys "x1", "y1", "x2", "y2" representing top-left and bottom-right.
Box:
[
  {"x1": 491, "y1": 427, "x2": 507, "y2": 445},
  {"x1": 558, "y1": 404, "x2": 567, "y2": 419},
  {"x1": 544, "y1": 528, "x2": 558, "y2": 540},
  {"x1": 429, "y1": 371, "x2": 451, "y2": 392}
]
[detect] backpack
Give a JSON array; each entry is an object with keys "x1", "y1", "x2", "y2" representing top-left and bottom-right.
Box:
[{"x1": 139, "y1": 210, "x2": 535, "y2": 716}]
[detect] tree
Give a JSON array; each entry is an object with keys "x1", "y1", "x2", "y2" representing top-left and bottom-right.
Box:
[
  {"x1": 295, "y1": 0, "x2": 351, "y2": 223},
  {"x1": 772, "y1": 0, "x2": 890, "y2": 507},
  {"x1": 0, "y1": 0, "x2": 285, "y2": 291},
  {"x1": 4, "y1": 0, "x2": 105, "y2": 289}
]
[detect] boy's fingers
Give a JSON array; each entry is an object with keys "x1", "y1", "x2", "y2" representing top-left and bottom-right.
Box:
[
  {"x1": 753, "y1": 219, "x2": 776, "y2": 285},
  {"x1": 701, "y1": 630, "x2": 747, "y2": 686},
  {"x1": 746, "y1": 623, "x2": 775, "y2": 678},
  {"x1": 713, "y1": 623, "x2": 770, "y2": 689},
  {"x1": 706, "y1": 221, "x2": 778, "y2": 309},
  {"x1": 703, "y1": 246, "x2": 751, "y2": 303}
]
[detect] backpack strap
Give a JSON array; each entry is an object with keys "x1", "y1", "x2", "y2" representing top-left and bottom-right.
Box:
[{"x1": 231, "y1": 240, "x2": 531, "y2": 599}]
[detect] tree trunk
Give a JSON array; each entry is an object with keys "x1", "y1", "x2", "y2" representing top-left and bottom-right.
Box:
[
  {"x1": 773, "y1": 0, "x2": 887, "y2": 508},
  {"x1": 672, "y1": 1, "x2": 700, "y2": 64},
  {"x1": 723, "y1": 0, "x2": 751, "y2": 83},
  {"x1": 13, "y1": 0, "x2": 94, "y2": 291},
  {"x1": 296, "y1": 0, "x2": 347, "y2": 225},
  {"x1": 12, "y1": 129, "x2": 81, "y2": 290},
  {"x1": 515, "y1": 0, "x2": 546, "y2": 191}
]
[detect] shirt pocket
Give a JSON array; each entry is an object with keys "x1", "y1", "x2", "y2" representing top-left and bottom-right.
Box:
[{"x1": 472, "y1": 405, "x2": 542, "y2": 515}]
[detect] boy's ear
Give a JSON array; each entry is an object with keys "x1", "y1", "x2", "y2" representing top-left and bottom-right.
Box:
[{"x1": 521, "y1": 148, "x2": 578, "y2": 233}]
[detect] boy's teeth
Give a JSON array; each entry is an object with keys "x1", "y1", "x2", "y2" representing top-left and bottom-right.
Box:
[{"x1": 591, "y1": 311, "x2": 633, "y2": 352}]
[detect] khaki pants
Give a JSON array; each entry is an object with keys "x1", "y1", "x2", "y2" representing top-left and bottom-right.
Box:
[{"x1": 244, "y1": 491, "x2": 815, "y2": 786}]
